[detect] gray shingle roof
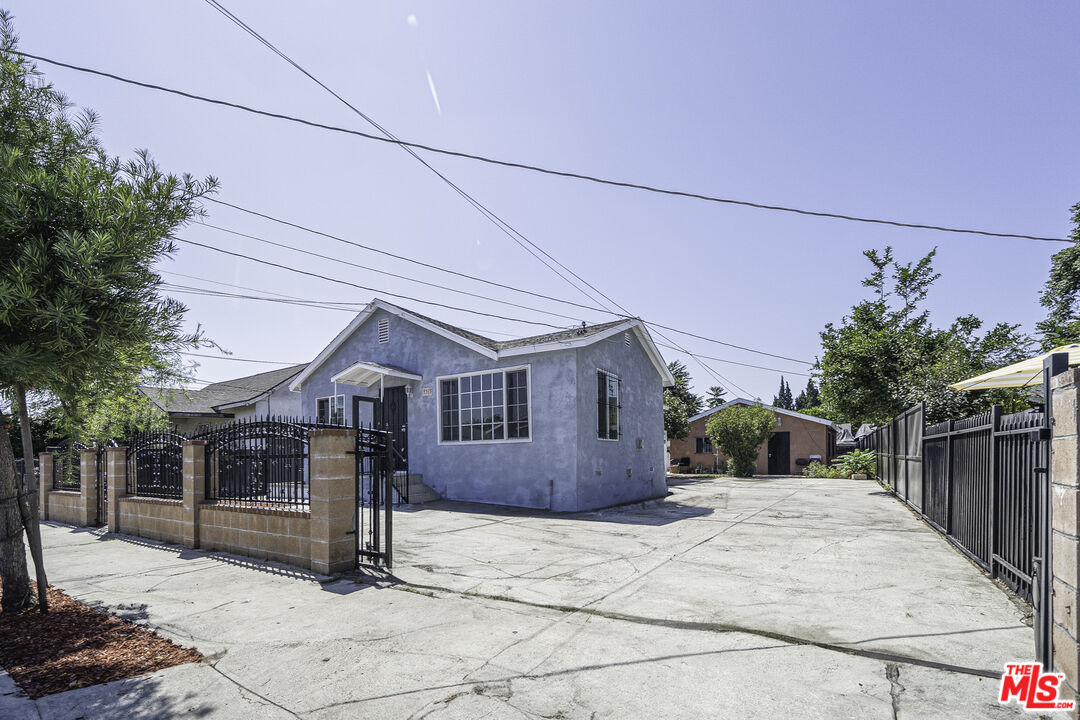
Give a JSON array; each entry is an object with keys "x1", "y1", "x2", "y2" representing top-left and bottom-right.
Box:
[{"x1": 140, "y1": 363, "x2": 307, "y2": 416}]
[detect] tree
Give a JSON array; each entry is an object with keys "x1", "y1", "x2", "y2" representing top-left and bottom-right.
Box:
[
  {"x1": 794, "y1": 379, "x2": 821, "y2": 411},
  {"x1": 1036, "y1": 202, "x2": 1080, "y2": 351},
  {"x1": 815, "y1": 247, "x2": 1031, "y2": 425},
  {"x1": 663, "y1": 360, "x2": 702, "y2": 439},
  {"x1": 704, "y1": 385, "x2": 728, "y2": 409},
  {"x1": 772, "y1": 377, "x2": 794, "y2": 410},
  {"x1": 705, "y1": 404, "x2": 776, "y2": 477},
  {"x1": 0, "y1": 16, "x2": 216, "y2": 612}
]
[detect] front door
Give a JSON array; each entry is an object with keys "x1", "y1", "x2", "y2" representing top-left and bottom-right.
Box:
[
  {"x1": 768, "y1": 432, "x2": 790, "y2": 475},
  {"x1": 380, "y1": 386, "x2": 408, "y2": 472}
]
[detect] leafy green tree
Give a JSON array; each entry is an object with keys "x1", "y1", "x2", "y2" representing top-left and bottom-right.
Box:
[
  {"x1": 1036, "y1": 202, "x2": 1080, "y2": 351},
  {"x1": 772, "y1": 377, "x2": 794, "y2": 410},
  {"x1": 705, "y1": 404, "x2": 776, "y2": 477},
  {"x1": 664, "y1": 360, "x2": 702, "y2": 439},
  {"x1": 0, "y1": 16, "x2": 216, "y2": 612},
  {"x1": 704, "y1": 385, "x2": 728, "y2": 409},
  {"x1": 794, "y1": 379, "x2": 821, "y2": 411},
  {"x1": 815, "y1": 247, "x2": 1031, "y2": 426}
]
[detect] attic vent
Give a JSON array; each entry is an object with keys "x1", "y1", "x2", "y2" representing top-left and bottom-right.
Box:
[
  {"x1": 624, "y1": 332, "x2": 631, "y2": 347},
  {"x1": 378, "y1": 318, "x2": 389, "y2": 343}
]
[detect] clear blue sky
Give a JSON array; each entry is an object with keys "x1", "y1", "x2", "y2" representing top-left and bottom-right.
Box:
[{"x1": 8, "y1": 2, "x2": 1078, "y2": 400}]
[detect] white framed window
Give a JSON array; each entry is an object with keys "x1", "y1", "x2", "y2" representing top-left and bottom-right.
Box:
[
  {"x1": 438, "y1": 366, "x2": 530, "y2": 443},
  {"x1": 597, "y1": 369, "x2": 620, "y2": 440},
  {"x1": 695, "y1": 436, "x2": 713, "y2": 454},
  {"x1": 316, "y1": 395, "x2": 345, "y2": 425}
]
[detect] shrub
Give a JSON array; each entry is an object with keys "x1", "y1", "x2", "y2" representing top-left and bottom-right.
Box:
[
  {"x1": 833, "y1": 449, "x2": 876, "y2": 477},
  {"x1": 706, "y1": 404, "x2": 776, "y2": 477},
  {"x1": 802, "y1": 460, "x2": 844, "y2": 479}
]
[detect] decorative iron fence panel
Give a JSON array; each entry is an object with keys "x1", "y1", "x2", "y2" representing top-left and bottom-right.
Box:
[
  {"x1": 200, "y1": 417, "x2": 310, "y2": 510},
  {"x1": 126, "y1": 431, "x2": 185, "y2": 499},
  {"x1": 49, "y1": 442, "x2": 87, "y2": 491}
]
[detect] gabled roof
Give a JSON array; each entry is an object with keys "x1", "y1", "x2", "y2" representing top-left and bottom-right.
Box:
[
  {"x1": 140, "y1": 363, "x2": 307, "y2": 416},
  {"x1": 290, "y1": 298, "x2": 675, "y2": 390},
  {"x1": 689, "y1": 398, "x2": 836, "y2": 428}
]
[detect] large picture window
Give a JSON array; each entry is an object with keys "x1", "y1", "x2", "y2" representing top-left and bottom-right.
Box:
[
  {"x1": 597, "y1": 370, "x2": 620, "y2": 440},
  {"x1": 439, "y1": 368, "x2": 530, "y2": 443},
  {"x1": 317, "y1": 395, "x2": 344, "y2": 425}
]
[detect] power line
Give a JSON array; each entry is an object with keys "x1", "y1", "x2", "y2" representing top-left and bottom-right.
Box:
[
  {"x1": 12, "y1": 49, "x2": 1069, "y2": 245},
  {"x1": 180, "y1": 352, "x2": 304, "y2": 365},
  {"x1": 175, "y1": 237, "x2": 566, "y2": 330},
  {"x1": 163, "y1": 279, "x2": 807, "y2": 377},
  {"x1": 197, "y1": 2, "x2": 617, "y2": 313}
]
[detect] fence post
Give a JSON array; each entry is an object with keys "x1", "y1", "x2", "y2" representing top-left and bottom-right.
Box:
[
  {"x1": 79, "y1": 448, "x2": 98, "y2": 526},
  {"x1": 1050, "y1": 368, "x2": 1080, "y2": 704},
  {"x1": 182, "y1": 441, "x2": 206, "y2": 550},
  {"x1": 988, "y1": 405, "x2": 1002, "y2": 579},
  {"x1": 309, "y1": 428, "x2": 356, "y2": 575},
  {"x1": 38, "y1": 452, "x2": 52, "y2": 521},
  {"x1": 945, "y1": 418, "x2": 954, "y2": 536},
  {"x1": 106, "y1": 446, "x2": 127, "y2": 533}
]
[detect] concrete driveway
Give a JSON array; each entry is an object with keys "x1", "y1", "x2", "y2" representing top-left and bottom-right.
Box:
[{"x1": 7, "y1": 475, "x2": 1058, "y2": 719}]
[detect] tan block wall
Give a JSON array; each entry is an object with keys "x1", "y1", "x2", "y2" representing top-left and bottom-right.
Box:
[
  {"x1": 1052, "y1": 368, "x2": 1080, "y2": 704},
  {"x1": 669, "y1": 410, "x2": 833, "y2": 475},
  {"x1": 45, "y1": 491, "x2": 84, "y2": 526},
  {"x1": 118, "y1": 497, "x2": 185, "y2": 544},
  {"x1": 199, "y1": 505, "x2": 312, "y2": 568}
]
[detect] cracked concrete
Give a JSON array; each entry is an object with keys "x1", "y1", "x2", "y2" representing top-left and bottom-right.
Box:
[{"x1": 6, "y1": 475, "x2": 1071, "y2": 717}]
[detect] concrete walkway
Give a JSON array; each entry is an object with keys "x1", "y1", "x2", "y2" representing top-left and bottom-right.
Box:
[{"x1": 8, "y1": 476, "x2": 1062, "y2": 718}]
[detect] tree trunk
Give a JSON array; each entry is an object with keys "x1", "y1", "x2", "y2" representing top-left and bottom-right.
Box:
[
  {"x1": 14, "y1": 383, "x2": 48, "y2": 612},
  {"x1": 0, "y1": 412, "x2": 33, "y2": 612}
]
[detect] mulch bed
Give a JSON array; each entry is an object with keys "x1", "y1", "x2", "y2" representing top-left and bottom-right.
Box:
[{"x1": 0, "y1": 583, "x2": 201, "y2": 699}]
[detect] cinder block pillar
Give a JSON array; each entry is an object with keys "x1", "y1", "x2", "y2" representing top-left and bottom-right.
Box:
[
  {"x1": 106, "y1": 447, "x2": 127, "y2": 533},
  {"x1": 182, "y1": 441, "x2": 206, "y2": 549},
  {"x1": 309, "y1": 429, "x2": 356, "y2": 575},
  {"x1": 38, "y1": 452, "x2": 53, "y2": 521},
  {"x1": 1052, "y1": 368, "x2": 1080, "y2": 706},
  {"x1": 79, "y1": 449, "x2": 98, "y2": 526}
]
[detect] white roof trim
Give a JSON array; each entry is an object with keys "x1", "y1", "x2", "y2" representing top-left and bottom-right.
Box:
[
  {"x1": 331, "y1": 361, "x2": 423, "y2": 387},
  {"x1": 499, "y1": 320, "x2": 675, "y2": 387},
  {"x1": 689, "y1": 398, "x2": 836, "y2": 427},
  {"x1": 214, "y1": 393, "x2": 266, "y2": 412},
  {"x1": 290, "y1": 299, "x2": 497, "y2": 391}
]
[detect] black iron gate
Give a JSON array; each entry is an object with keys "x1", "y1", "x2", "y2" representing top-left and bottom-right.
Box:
[
  {"x1": 354, "y1": 425, "x2": 394, "y2": 568},
  {"x1": 94, "y1": 443, "x2": 114, "y2": 526}
]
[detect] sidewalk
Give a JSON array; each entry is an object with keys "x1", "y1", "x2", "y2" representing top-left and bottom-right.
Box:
[{"x1": 6, "y1": 477, "x2": 1061, "y2": 718}]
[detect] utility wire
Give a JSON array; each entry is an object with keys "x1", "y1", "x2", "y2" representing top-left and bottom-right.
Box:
[
  {"x1": 10, "y1": 48, "x2": 1068, "y2": 245},
  {"x1": 197, "y1": 2, "x2": 616, "y2": 312},
  {"x1": 175, "y1": 237, "x2": 566, "y2": 330},
  {"x1": 181, "y1": 351, "x2": 304, "y2": 365}
]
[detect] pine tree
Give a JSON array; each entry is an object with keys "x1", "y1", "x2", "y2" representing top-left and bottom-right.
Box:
[
  {"x1": 704, "y1": 385, "x2": 727, "y2": 409},
  {"x1": 772, "y1": 377, "x2": 794, "y2": 410},
  {"x1": 794, "y1": 379, "x2": 821, "y2": 411}
]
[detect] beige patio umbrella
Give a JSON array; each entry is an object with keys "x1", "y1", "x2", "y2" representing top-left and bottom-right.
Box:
[{"x1": 948, "y1": 344, "x2": 1080, "y2": 391}]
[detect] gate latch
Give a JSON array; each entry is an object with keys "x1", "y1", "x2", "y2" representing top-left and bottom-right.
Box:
[{"x1": 1029, "y1": 428, "x2": 1051, "y2": 442}]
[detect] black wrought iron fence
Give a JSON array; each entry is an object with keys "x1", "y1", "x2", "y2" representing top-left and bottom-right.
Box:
[
  {"x1": 126, "y1": 430, "x2": 185, "y2": 499},
  {"x1": 200, "y1": 417, "x2": 310, "y2": 510},
  {"x1": 861, "y1": 403, "x2": 1048, "y2": 601},
  {"x1": 49, "y1": 441, "x2": 87, "y2": 491}
]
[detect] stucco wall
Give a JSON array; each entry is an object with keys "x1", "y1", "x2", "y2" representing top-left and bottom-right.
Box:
[
  {"x1": 300, "y1": 307, "x2": 578, "y2": 509},
  {"x1": 575, "y1": 331, "x2": 666, "y2": 509},
  {"x1": 670, "y1": 410, "x2": 834, "y2": 475}
]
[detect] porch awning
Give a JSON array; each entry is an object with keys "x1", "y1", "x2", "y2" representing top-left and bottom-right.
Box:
[
  {"x1": 948, "y1": 344, "x2": 1080, "y2": 391},
  {"x1": 330, "y1": 361, "x2": 422, "y2": 388}
]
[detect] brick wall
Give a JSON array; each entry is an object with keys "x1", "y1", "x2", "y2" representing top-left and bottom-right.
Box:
[
  {"x1": 118, "y1": 498, "x2": 185, "y2": 544},
  {"x1": 200, "y1": 506, "x2": 311, "y2": 568},
  {"x1": 45, "y1": 491, "x2": 83, "y2": 526}
]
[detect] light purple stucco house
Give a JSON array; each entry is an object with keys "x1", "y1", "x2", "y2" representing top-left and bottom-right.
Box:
[{"x1": 288, "y1": 299, "x2": 675, "y2": 512}]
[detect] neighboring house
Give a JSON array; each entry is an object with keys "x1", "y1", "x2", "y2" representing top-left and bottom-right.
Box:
[
  {"x1": 669, "y1": 399, "x2": 837, "y2": 475},
  {"x1": 139, "y1": 364, "x2": 307, "y2": 434},
  {"x1": 288, "y1": 298, "x2": 675, "y2": 511}
]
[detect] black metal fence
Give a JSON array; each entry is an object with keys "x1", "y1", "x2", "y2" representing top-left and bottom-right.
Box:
[
  {"x1": 201, "y1": 417, "x2": 310, "y2": 510},
  {"x1": 861, "y1": 402, "x2": 1049, "y2": 601},
  {"x1": 126, "y1": 430, "x2": 185, "y2": 499},
  {"x1": 49, "y1": 441, "x2": 87, "y2": 491}
]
